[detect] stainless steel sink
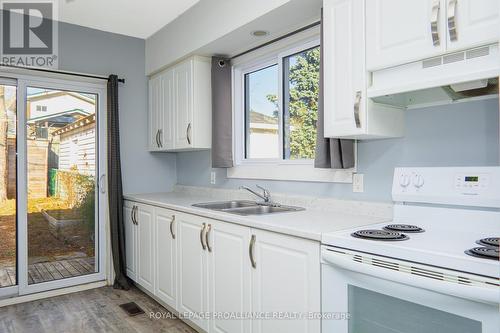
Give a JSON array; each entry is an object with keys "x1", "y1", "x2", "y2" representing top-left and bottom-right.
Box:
[
  {"x1": 192, "y1": 200, "x2": 258, "y2": 210},
  {"x1": 224, "y1": 204, "x2": 304, "y2": 216},
  {"x1": 192, "y1": 200, "x2": 304, "y2": 216}
]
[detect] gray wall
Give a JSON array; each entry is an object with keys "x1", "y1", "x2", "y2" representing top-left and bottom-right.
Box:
[
  {"x1": 177, "y1": 99, "x2": 499, "y2": 202},
  {"x1": 58, "y1": 22, "x2": 177, "y2": 194}
]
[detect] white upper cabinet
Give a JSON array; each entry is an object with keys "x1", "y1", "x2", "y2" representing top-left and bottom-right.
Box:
[
  {"x1": 366, "y1": 0, "x2": 446, "y2": 71},
  {"x1": 446, "y1": 0, "x2": 500, "y2": 51},
  {"x1": 367, "y1": 0, "x2": 500, "y2": 71},
  {"x1": 323, "y1": 0, "x2": 404, "y2": 139},
  {"x1": 148, "y1": 56, "x2": 211, "y2": 152}
]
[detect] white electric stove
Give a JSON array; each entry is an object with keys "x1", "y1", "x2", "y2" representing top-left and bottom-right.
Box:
[{"x1": 321, "y1": 167, "x2": 500, "y2": 333}]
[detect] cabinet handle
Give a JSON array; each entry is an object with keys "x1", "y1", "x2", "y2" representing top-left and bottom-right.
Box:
[
  {"x1": 430, "y1": 0, "x2": 441, "y2": 46},
  {"x1": 155, "y1": 129, "x2": 160, "y2": 147},
  {"x1": 205, "y1": 224, "x2": 212, "y2": 252},
  {"x1": 131, "y1": 206, "x2": 136, "y2": 225},
  {"x1": 186, "y1": 123, "x2": 192, "y2": 145},
  {"x1": 249, "y1": 235, "x2": 256, "y2": 269},
  {"x1": 134, "y1": 206, "x2": 139, "y2": 225},
  {"x1": 169, "y1": 215, "x2": 176, "y2": 239},
  {"x1": 158, "y1": 129, "x2": 163, "y2": 148},
  {"x1": 200, "y1": 223, "x2": 207, "y2": 250},
  {"x1": 353, "y1": 91, "x2": 362, "y2": 129},
  {"x1": 447, "y1": 0, "x2": 458, "y2": 42}
]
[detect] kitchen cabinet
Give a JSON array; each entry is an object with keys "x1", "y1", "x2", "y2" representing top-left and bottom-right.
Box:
[
  {"x1": 323, "y1": 0, "x2": 404, "y2": 139},
  {"x1": 250, "y1": 229, "x2": 320, "y2": 333},
  {"x1": 446, "y1": 0, "x2": 500, "y2": 52},
  {"x1": 124, "y1": 201, "x2": 320, "y2": 333},
  {"x1": 155, "y1": 207, "x2": 177, "y2": 309},
  {"x1": 148, "y1": 56, "x2": 211, "y2": 152},
  {"x1": 366, "y1": 0, "x2": 500, "y2": 70},
  {"x1": 124, "y1": 201, "x2": 137, "y2": 282},
  {"x1": 177, "y1": 212, "x2": 209, "y2": 331},
  {"x1": 208, "y1": 220, "x2": 252, "y2": 333},
  {"x1": 136, "y1": 203, "x2": 155, "y2": 294}
]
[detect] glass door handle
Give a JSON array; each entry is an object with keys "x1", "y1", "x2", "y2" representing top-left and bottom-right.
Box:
[{"x1": 98, "y1": 174, "x2": 106, "y2": 193}]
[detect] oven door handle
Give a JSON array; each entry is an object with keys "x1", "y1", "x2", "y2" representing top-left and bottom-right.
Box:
[{"x1": 322, "y1": 249, "x2": 499, "y2": 305}]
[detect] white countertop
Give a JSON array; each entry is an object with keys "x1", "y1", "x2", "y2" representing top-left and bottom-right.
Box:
[{"x1": 124, "y1": 191, "x2": 391, "y2": 241}]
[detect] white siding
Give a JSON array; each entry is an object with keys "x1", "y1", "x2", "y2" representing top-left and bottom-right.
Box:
[{"x1": 59, "y1": 123, "x2": 96, "y2": 176}]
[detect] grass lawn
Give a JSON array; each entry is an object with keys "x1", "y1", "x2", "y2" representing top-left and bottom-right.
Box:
[{"x1": 0, "y1": 197, "x2": 95, "y2": 267}]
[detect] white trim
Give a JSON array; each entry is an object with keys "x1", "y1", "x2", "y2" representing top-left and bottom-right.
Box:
[
  {"x1": 0, "y1": 281, "x2": 107, "y2": 308},
  {"x1": 231, "y1": 32, "x2": 356, "y2": 183}
]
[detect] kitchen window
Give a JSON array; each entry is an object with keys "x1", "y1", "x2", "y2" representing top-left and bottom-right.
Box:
[{"x1": 231, "y1": 35, "x2": 354, "y2": 183}]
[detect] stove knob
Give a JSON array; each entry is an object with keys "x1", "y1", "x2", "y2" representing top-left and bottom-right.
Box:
[
  {"x1": 399, "y1": 174, "x2": 410, "y2": 187},
  {"x1": 413, "y1": 174, "x2": 425, "y2": 188}
]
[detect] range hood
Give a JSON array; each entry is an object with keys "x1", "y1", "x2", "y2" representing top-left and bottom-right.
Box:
[{"x1": 368, "y1": 44, "x2": 500, "y2": 109}]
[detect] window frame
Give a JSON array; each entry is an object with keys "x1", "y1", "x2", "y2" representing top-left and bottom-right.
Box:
[{"x1": 230, "y1": 32, "x2": 356, "y2": 183}]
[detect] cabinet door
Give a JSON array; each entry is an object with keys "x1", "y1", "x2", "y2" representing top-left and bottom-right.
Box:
[
  {"x1": 177, "y1": 213, "x2": 208, "y2": 331},
  {"x1": 155, "y1": 208, "x2": 177, "y2": 308},
  {"x1": 160, "y1": 70, "x2": 175, "y2": 150},
  {"x1": 208, "y1": 221, "x2": 252, "y2": 333},
  {"x1": 251, "y1": 230, "x2": 320, "y2": 333},
  {"x1": 174, "y1": 60, "x2": 194, "y2": 149},
  {"x1": 323, "y1": 0, "x2": 366, "y2": 137},
  {"x1": 137, "y1": 204, "x2": 155, "y2": 293},
  {"x1": 124, "y1": 201, "x2": 137, "y2": 282},
  {"x1": 148, "y1": 76, "x2": 162, "y2": 151},
  {"x1": 366, "y1": 0, "x2": 446, "y2": 70},
  {"x1": 446, "y1": 0, "x2": 500, "y2": 51}
]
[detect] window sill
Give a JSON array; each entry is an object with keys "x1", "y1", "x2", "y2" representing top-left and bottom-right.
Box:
[{"x1": 226, "y1": 163, "x2": 354, "y2": 183}]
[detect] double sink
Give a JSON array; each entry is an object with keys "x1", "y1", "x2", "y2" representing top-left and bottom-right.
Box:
[{"x1": 192, "y1": 200, "x2": 304, "y2": 216}]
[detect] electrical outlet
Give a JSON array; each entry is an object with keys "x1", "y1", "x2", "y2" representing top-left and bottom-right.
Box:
[
  {"x1": 210, "y1": 171, "x2": 216, "y2": 185},
  {"x1": 353, "y1": 173, "x2": 364, "y2": 193}
]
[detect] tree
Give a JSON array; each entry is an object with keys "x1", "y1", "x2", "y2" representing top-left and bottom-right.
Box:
[{"x1": 267, "y1": 47, "x2": 320, "y2": 159}]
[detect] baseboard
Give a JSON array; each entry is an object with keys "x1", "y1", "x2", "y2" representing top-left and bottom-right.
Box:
[{"x1": 0, "y1": 280, "x2": 108, "y2": 308}]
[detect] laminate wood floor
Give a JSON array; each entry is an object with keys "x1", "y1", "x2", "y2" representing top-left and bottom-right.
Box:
[{"x1": 0, "y1": 286, "x2": 196, "y2": 333}]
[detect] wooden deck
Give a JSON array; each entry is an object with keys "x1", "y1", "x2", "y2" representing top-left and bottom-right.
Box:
[{"x1": 0, "y1": 257, "x2": 95, "y2": 288}]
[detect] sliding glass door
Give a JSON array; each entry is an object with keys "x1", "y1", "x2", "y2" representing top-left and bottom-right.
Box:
[
  {"x1": 0, "y1": 81, "x2": 18, "y2": 296},
  {"x1": 0, "y1": 74, "x2": 107, "y2": 297}
]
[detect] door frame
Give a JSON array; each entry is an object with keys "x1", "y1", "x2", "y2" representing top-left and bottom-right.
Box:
[{"x1": 0, "y1": 69, "x2": 108, "y2": 296}]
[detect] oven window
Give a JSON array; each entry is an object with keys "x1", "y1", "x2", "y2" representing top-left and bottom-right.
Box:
[{"x1": 348, "y1": 286, "x2": 481, "y2": 333}]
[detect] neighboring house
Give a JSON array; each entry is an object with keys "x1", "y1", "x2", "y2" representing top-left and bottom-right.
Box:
[
  {"x1": 27, "y1": 90, "x2": 95, "y2": 140},
  {"x1": 53, "y1": 114, "x2": 96, "y2": 176},
  {"x1": 249, "y1": 110, "x2": 279, "y2": 158}
]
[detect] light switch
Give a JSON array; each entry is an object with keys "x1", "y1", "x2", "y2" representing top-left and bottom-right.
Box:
[{"x1": 353, "y1": 174, "x2": 364, "y2": 193}]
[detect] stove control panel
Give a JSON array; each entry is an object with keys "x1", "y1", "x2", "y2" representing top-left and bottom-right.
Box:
[{"x1": 392, "y1": 167, "x2": 500, "y2": 208}]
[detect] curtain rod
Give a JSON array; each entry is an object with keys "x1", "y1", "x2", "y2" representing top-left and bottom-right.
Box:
[
  {"x1": 0, "y1": 63, "x2": 125, "y2": 83},
  {"x1": 230, "y1": 20, "x2": 320, "y2": 60}
]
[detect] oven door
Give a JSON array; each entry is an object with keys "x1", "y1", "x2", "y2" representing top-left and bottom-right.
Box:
[{"x1": 321, "y1": 246, "x2": 500, "y2": 333}]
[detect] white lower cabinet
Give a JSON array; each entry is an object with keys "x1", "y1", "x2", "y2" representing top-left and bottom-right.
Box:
[
  {"x1": 124, "y1": 201, "x2": 137, "y2": 282},
  {"x1": 250, "y1": 229, "x2": 321, "y2": 333},
  {"x1": 208, "y1": 220, "x2": 252, "y2": 333},
  {"x1": 136, "y1": 203, "x2": 155, "y2": 294},
  {"x1": 124, "y1": 201, "x2": 320, "y2": 333},
  {"x1": 155, "y1": 207, "x2": 177, "y2": 309}
]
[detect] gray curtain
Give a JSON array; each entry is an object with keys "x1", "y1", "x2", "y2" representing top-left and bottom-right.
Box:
[
  {"x1": 107, "y1": 75, "x2": 130, "y2": 290},
  {"x1": 315, "y1": 9, "x2": 355, "y2": 169},
  {"x1": 211, "y1": 57, "x2": 234, "y2": 168}
]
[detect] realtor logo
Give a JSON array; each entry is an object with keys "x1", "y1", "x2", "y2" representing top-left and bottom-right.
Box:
[{"x1": 0, "y1": 0, "x2": 58, "y2": 67}]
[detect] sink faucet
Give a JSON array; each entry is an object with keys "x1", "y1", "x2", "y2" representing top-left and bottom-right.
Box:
[{"x1": 239, "y1": 185, "x2": 274, "y2": 205}]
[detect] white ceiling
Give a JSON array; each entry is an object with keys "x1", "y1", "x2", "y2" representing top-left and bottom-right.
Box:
[{"x1": 59, "y1": 0, "x2": 200, "y2": 39}]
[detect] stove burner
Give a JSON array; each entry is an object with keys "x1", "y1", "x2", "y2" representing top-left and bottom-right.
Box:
[
  {"x1": 477, "y1": 237, "x2": 499, "y2": 248},
  {"x1": 383, "y1": 224, "x2": 424, "y2": 233},
  {"x1": 352, "y1": 229, "x2": 409, "y2": 241},
  {"x1": 465, "y1": 247, "x2": 499, "y2": 260}
]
